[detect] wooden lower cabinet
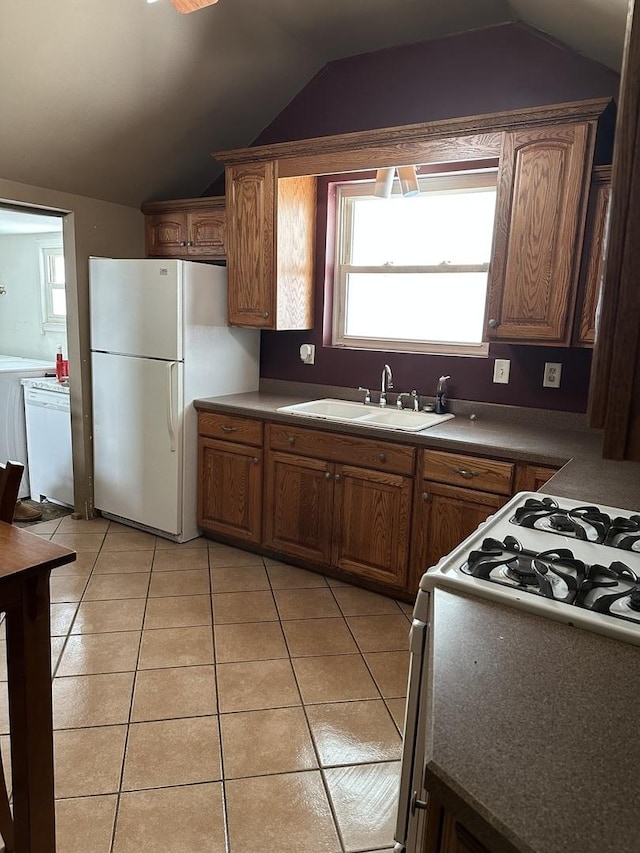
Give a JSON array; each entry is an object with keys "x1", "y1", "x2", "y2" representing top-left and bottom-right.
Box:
[
  {"x1": 333, "y1": 464, "x2": 411, "y2": 587},
  {"x1": 424, "y1": 799, "x2": 488, "y2": 853},
  {"x1": 424, "y1": 483, "x2": 506, "y2": 570},
  {"x1": 198, "y1": 438, "x2": 262, "y2": 544},
  {"x1": 263, "y1": 451, "x2": 334, "y2": 564},
  {"x1": 514, "y1": 463, "x2": 559, "y2": 492},
  {"x1": 263, "y1": 449, "x2": 412, "y2": 590}
]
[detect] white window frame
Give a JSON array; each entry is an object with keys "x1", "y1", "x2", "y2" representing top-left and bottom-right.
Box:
[
  {"x1": 38, "y1": 239, "x2": 66, "y2": 332},
  {"x1": 331, "y1": 170, "x2": 497, "y2": 356}
]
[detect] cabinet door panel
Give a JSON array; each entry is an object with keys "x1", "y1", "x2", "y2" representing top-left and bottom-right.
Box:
[
  {"x1": 198, "y1": 438, "x2": 262, "y2": 543},
  {"x1": 577, "y1": 169, "x2": 611, "y2": 346},
  {"x1": 486, "y1": 123, "x2": 591, "y2": 343},
  {"x1": 226, "y1": 162, "x2": 275, "y2": 326},
  {"x1": 263, "y1": 451, "x2": 334, "y2": 564},
  {"x1": 188, "y1": 210, "x2": 226, "y2": 258},
  {"x1": 146, "y1": 213, "x2": 188, "y2": 257},
  {"x1": 424, "y1": 483, "x2": 505, "y2": 572},
  {"x1": 332, "y1": 465, "x2": 411, "y2": 588},
  {"x1": 410, "y1": 483, "x2": 504, "y2": 593}
]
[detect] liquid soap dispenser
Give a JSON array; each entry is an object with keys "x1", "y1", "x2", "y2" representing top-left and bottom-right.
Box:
[{"x1": 435, "y1": 375, "x2": 450, "y2": 414}]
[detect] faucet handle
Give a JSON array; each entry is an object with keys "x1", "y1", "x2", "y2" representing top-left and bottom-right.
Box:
[
  {"x1": 436, "y1": 375, "x2": 450, "y2": 394},
  {"x1": 358, "y1": 386, "x2": 371, "y2": 404},
  {"x1": 411, "y1": 390, "x2": 420, "y2": 411}
]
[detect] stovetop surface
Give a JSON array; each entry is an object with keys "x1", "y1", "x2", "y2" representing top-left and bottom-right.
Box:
[{"x1": 422, "y1": 492, "x2": 640, "y2": 646}]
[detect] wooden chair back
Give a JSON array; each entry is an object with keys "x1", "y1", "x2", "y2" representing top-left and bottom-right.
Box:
[{"x1": 0, "y1": 461, "x2": 24, "y2": 524}]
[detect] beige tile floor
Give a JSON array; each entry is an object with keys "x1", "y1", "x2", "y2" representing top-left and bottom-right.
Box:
[{"x1": 6, "y1": 515, "x2": 413, "y2": 853}]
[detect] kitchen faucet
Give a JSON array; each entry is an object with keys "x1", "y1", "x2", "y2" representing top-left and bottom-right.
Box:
[{"x1": 380, "y1": 364, "x2": 393, "y2": 407}]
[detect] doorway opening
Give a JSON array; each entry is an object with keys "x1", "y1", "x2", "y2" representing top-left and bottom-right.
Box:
[{"x1": 0, "y1": 205, "x2": 74, "y2": 518}]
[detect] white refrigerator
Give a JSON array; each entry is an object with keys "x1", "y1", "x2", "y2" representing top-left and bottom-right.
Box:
[{"x1": 89, "y1": 258, "x2": 260, "y2": 542}]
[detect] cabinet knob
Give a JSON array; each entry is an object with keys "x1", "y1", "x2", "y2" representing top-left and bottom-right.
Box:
[
  {"x1": 288, "y1": 436, "x2": 295, "y2": 446},
  {"x1": 488, "y1": 318, "x2": 499, "y2": 328},
  {"x1": 422, "y1": 492, "x2": 429, "y2": 500},
  {"x1": 378, "y1": 453, "x2": 387, "y2": 463},
  {"x1": 262, "y1": 311, "x2": 270, "y2": 319},
  {"x1": 252, "y1": 457, "x2": 259, "y2": 465},
  {"x1": 335, "y1": 473, "x2": 342, "y2": 482},
  {"x1": 179, "y1": 241, "x2": 187, "y2": 247},
  {"x1": 324, "y1": 471, "x2": 332, "y2": 480}
]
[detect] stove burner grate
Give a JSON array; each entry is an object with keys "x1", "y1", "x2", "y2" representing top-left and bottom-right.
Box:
[{"x1": 510, "y1": 498, "x2": 640, "y2": 548}]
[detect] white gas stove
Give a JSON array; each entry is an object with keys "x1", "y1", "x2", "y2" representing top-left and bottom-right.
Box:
[
  {"x1": 395, "y1": 490, "x2": 640, "y2": 853},
  {"x1": 422, "y1": 490, "x2": 640, "y2": 646}
]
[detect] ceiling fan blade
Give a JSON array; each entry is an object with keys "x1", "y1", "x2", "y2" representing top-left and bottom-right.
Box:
[{"x1": 170, "y1": 0, "x2": 219, "y2": 12}]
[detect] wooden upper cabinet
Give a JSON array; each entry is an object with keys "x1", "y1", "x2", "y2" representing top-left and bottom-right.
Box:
[
  {"x1": 485, "y1": 122, "x2": 594, "y2": 345},
  {"x1": 226, "y1": 161, "x2": 276, "y2": 327},
  {"x1": 145, "y1": 211, "x2": 188, "y2": 257},
  {"x1": 142, "y1": 197, "x2": 226, "y2": 260},
  {"x1": 226, "y1": 161, "x2": 316, "y2": 330},
  {"x1": 575, "y1": 166, "x2": 612, "y2": 346}
]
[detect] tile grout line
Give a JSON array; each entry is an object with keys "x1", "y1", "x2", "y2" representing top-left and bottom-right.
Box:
[
  {"x1": 206, "y1": 545, "x2": 233, "y2": 853},
  {"x1": 107, "y1": 527, "x2": 157, "y2": 853},
  {"x1": 269, "y1": 565, "x2": 347, "y2": 853}
]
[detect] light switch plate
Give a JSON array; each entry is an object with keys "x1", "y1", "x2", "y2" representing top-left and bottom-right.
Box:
[
  {"x1": 493, "y1": 358, "x2": 510, "y2": 384},
  {"x1": 543, "y1": 362, "x2": 562, "y2": 388}
]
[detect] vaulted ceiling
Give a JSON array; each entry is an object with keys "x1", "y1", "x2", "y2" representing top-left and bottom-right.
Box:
[{"x1": 0, "y1": 0, "x2": 629, "y2": 208}]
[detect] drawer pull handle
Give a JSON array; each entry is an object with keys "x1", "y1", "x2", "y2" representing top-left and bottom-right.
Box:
[
  {"x1": 335, "y1": 473, "x2": 342, "y2": 482},
  {"x1": 252, "y1": 457, "x2": 259, "y2": 465},
  {"x1": 324, "y1": 471, "x2": 332, "y2": 480},
  {"x1": 221, "y1": 425, "x2": 238, "y2": 433},
  {"x1": 378, "y1": 453, "x2": 387, "y2": 463},
  {"x1": 454, "y1": 466, "x2": 479, "y2": 479},
  {"x1": 288, "y1": 436, "x2": 295, "y2": 445}
]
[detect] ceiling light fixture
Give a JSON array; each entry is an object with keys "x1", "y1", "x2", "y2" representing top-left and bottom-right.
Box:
[
  {"x1": 397, "y1": 165, "x2": 420, "y2": 197},
  {"x1": 374, "y1": 167, "x2": 395, "y2": 199},
  {"x1": 171, "y1": 0, "x2": 219, "y2": 11}
]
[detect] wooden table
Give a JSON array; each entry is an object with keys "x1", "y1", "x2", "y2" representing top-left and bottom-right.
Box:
[{"x1": 0, "y1": 522, "x2": 75, "y2": 853}]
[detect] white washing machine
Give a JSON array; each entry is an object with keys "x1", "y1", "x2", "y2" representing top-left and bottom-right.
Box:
[
  {"x1": 21, "y1": 377, "x2": 73, "y2": 507},
  {"x1": 0, "y1": 356, "x2": 55, "y2": 498}
]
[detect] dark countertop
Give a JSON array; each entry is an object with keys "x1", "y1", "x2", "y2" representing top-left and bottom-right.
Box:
[
  {"x1": 426, "y1": 589, "x2": 640, "y2": 853},
  {"x1": 194, "y1": 388, "x2": 640, "y2": 511}
]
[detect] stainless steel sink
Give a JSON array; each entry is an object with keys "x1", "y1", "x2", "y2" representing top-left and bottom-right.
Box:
[{"x1": 276, "y1": 399, "x2": 454, "y2": 432}]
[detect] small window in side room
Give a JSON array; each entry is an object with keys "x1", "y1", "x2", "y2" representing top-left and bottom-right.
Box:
[
  {"x1": 331, "y1": 169, "x2": 498, "y2": 356},
  {"x1": 39, "y1": 241, "x2": 66, "y2": 331}
]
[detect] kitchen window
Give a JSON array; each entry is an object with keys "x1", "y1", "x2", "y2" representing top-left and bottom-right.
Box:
[
  {"x1": 332, "y1": 169, "x2": 498, "y2": 355},
  {"x1": 39, "y1": 240, "x2": 66, "y2": 331}
]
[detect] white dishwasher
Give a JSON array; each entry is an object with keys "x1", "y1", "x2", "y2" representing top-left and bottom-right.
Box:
[{"x1": 21, "y1": 378, "x2": 73, "y2": 507}]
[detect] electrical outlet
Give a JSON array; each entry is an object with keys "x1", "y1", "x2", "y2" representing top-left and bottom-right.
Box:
[
  {"x1": 543, "y1": 362, "x2": 562, "y2": 388},
  {"x1": 493, "y1": 358, "x2": 510, "y2": 384},
  {"x1": 299, "y1": 343, "x2": 315, "y2": 365}
]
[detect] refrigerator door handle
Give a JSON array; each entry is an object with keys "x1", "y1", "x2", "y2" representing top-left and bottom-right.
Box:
[{"x1": 166, "y1": 362, "x2": 177, "y2": 452}]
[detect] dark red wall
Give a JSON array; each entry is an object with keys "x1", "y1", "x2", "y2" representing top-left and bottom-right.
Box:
[{"x1": 223, "y1": 23, "x2": 620, "y2": 412}]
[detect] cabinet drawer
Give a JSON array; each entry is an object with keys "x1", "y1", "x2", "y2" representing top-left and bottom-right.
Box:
[
  {"x1": 421, "y1": 449, "x2": 513, "y2": 495},
  {"x1": 198, "y1": 412, "x2": 263, "y2": 446},
  {"x1": 268, "y1": 423, "x2": 414, "y2": 476}
]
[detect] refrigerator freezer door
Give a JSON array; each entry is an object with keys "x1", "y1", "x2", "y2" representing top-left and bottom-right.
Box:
[
  {"x1": 92, "y1": 351, "x2": 182, "y2": 535},
  {"x1": 89, "y1": 258, "x2": 182, "y2": 360}
]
